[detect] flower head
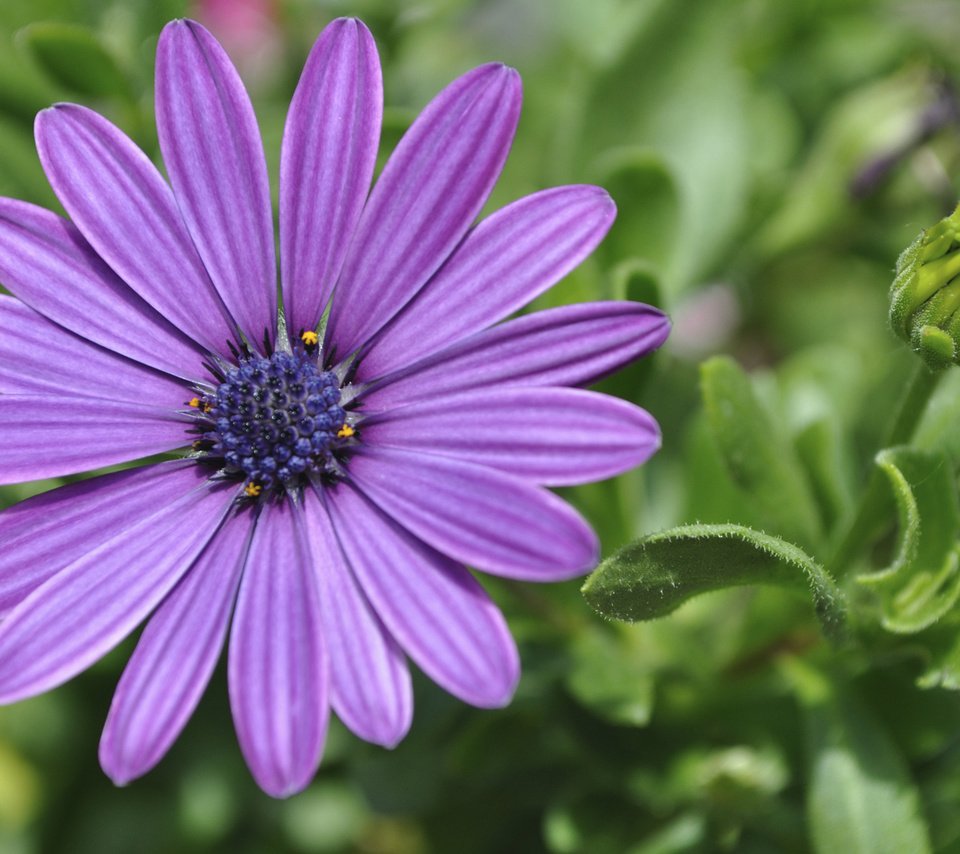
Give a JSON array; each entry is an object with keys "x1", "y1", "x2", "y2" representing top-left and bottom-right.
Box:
[
  {"x1": 890, "y1": 203, "x2": 960, "y2": 369},
  {"x1": 0, "y1": 18, "x2": 669, "y2": 796}
]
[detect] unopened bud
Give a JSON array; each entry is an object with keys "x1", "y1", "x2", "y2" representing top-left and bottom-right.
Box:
[{"x1": 890, "y1": 204, "x2": 960, "y2": 369}]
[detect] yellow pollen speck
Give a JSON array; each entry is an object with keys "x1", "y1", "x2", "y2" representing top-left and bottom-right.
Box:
[
  {"x1": 301, "y1": 330, "x2": 319, "y2": 346},
  {"x1": 244, "y1": 482, "x2": 262, "y2": 498},
  {"x1": 188, "y1": 397, "x2": 201, "y2": 408},
  {"x1": 337, "y1": 424, "x2": 355, "y2": 439},
  {"x1": 202, "y1": 403, "x2": 213, "y2": 413}
]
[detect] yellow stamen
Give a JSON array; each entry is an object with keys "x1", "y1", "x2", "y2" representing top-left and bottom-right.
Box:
[
  {"x1": 244, "y1": 482, "x2": 262, "y2": 498},
  {"x1": 301, "y1": 330, "x2": 319, "y2": 347},
  {"x1": 337, "y1": 424, "x2": 355, "y2": 439},
  {"x1": 202, "y1": 402, "x2": 213, "y2": 413},
  {"x1": 188, "y1": 397, "x2": 201, "y2": 408}
]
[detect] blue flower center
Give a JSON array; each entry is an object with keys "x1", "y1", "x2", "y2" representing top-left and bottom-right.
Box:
[{"x1": 191, "y1": 350, "x2": 352, "y2": 495}]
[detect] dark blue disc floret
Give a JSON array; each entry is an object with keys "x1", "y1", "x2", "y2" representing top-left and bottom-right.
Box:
[{"x1": 189, "y1": 350, "x2": 353, "y2": 495}]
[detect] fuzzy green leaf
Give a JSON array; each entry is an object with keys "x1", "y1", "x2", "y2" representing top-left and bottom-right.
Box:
[
  {"x1": 581, "y1": 523, "x2": 846, "y2": 641},
  {"x1": 701, "y1": 356, "x2": 822, "y2": 548},
  {"x1": 858, "y1": 447, "x2": 960, "y2": 633}
]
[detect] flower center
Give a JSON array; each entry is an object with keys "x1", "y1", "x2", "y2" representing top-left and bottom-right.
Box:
[{"x1": 189, "y1": 350, "x2": 354, "y2": 496}]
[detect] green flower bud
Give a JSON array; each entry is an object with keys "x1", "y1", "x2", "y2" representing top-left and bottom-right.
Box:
[{"x1": 890, "y1": 203, "x2": 960, "y2": 370}]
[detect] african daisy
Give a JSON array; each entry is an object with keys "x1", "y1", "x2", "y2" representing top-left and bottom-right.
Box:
[{"x1": 0, "y1": 17, "x2": 669, "y2": 796}]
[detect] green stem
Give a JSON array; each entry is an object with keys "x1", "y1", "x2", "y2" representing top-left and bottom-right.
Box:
[{"x1": 826, "y1": 363, "x2": 945, "y2": 577}]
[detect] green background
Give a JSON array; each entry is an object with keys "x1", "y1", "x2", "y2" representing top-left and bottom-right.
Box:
[{"x1": 2, "y1": 0, "x2": 960, "y2": 851}]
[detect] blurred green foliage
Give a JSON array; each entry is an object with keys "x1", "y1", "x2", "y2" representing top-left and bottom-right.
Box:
[{"x1": 3, "y1": 0, "x2": 960, "y2": 852}]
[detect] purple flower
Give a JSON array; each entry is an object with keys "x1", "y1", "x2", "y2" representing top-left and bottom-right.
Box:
[{"x1": 0, "y1": 18, "x2": 669, "y2": 797}]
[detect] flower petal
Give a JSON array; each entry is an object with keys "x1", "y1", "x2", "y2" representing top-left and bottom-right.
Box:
[
  {"x1": 280, "y1": 18, "x2": 381, "y2": 337},
  {"x1": 0, "y1": 296, "x2": 187, "y2": 404},
  {"x1": 358, "y1": 186, "x2": 616, "y2": 379},
  {"x1": 156, "y1": 20, "x2": 276, "y2": 346},
  {"x1": 0, "y1": 394, "x2": 187, "y2": 484},
  {"x1": 326, "y1": 482, "x2": 519, "y2": 707},
  {"x1": 302, "y1": 488, "x2": 411, "y2": 747},
  {"x1": 0, "y1": 461, "x2": 198, "y2": 617},
  {"x1": 362, "y1": 301, "x2": 670, "y2": 410},
  {"x1": 0, "y1": 199, "x2": 205, "y2": 378},
  {"x1": 324, "y1": 63, "x2": 522, "y2": 359},
  {"x1": 228, "y1": 500, "x2": 328, "y2": 798},
  {"x1": 35, "y1": 104, "x2": 236, "y2": 353},
  {"x1": 100, "y1": 509, "x2": 255, "y2": 785},
  {"x1": 346, "y1": 446, "x2": 598, "y2": 581},
  {"x1": 363, "y1": 387, "x2": 660, "y2": 486},
  {"x1": 0, "y1": 470, "x2": 236, "y2": 704}
]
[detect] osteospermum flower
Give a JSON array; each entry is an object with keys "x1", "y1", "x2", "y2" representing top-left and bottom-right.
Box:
[{"x1": 0, "y1": 18, "x2": 669, "y2": 797}]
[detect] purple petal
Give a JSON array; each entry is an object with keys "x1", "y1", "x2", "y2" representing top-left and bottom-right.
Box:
[
  {"x1": 324, "y1": 63, "x2": 522, "y2": 359},
  {"x1": 362, "y1": 301, "x2": 670, "y2": 410},
  {"x1": 0, "y1": 469, "x2": 236, "y2": 704},
  {"x1": 358, "y1": 186, "x2": 616, "y2": 379},
  {"x1": 326, "y1": 482, "x2": 519, "y2": 707},
  {"x1": 280, "y1": 18, "x2": 382, "y2": 337},
  {"x1": 363, "y1": 387, "x2": 660, "y2": 486},
  {"x1": 228, "y1": 500, "x2": 327, "y2": 798},
  {"x1": 0, "y1": 199, "x2": 205, "y2": 379},
  {"x1": 35, "y1": 104, "x2": 237, "y2": 353},
  {"x1": 301, "y1": 489, "x2": 411, "y2": 746},
  {"x1": 0, "y1": 461, "x2": 197, "y2": 616},
  {"x1": 0, "y1": 394, "x2": 187, "y2": 484},
  {"x1": 0, "y1": 296, "x2": 187, "y2": 404},
  {"x1": 100, "y1": 509, "x2": 255, "y2": 785},
  {"x1": 156, "y1": 20, "x2": 276, "y2": 346},
  {"x1": 346, "y1": 446, "x2": 598, "y2": 581}
]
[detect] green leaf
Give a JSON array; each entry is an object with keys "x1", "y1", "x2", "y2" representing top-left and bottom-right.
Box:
[
  {"x1": 580, "y1": 1, "x2": 752, "y2": 295},
  {"x1": 17, "y1": 23, "x2": 133, "y2": 101},
  {"x1": 0, "y1": 113, "x2": 58, "y2": 208},
  {"x1": 795, "y1": 418, "x2": 853, "y2": 535},
  {"x1": 592, "y1": 259, "x2": 662, "y2": 412},
  {"x1": 581, "y1": 523, "x2": 846, "y2": 642},
  {"x1": 609, "y1": 258, "x2": 661, "y2": 306},
  {"x1": 756, "y1": 69, "x2": 929, "y2": 257},
  {"x1": 566, "y1": 627, "x2": 654, "y2": 727},
  {"x1": 858, "y1": 447, "x2": 960, "y2": 633},
  {"x1": 788, "y1": 663, "x2": 933, "y2": 854},
  {"x1": 701, "y1": 356, "x2": 822, "y2": 548},
  {"x1": 914, "y1": 368, "x2": 960, "y2": 459},
  {"x1": 668, "y1": 745, "x2": 789, "y2": 810},
  {"x1": 682, "y1": 415, "x2": 769, "y2": 529},
  {"x1": 595, "y1": 150, "x2": 679, "y2": 275},
  {"x1": 0, "y1": 39, "x2": 60, "y2": 124},
  {"x1": 553, "y1": 0, "x2": 667, "y2": 67},
  {"x1": 626, "y1": 813, "x2": 705, "y2": 854},
  {"x1": 916, "y1": 617, "x2": 960, "y2": 690},
  {"x1": 281, "y1": 782, "x2": 368, "y2": 851}
]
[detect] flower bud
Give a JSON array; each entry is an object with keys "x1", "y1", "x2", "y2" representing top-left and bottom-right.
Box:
[{"x1": 890, "y1": 204, "x2": 960, "y2": 369}]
